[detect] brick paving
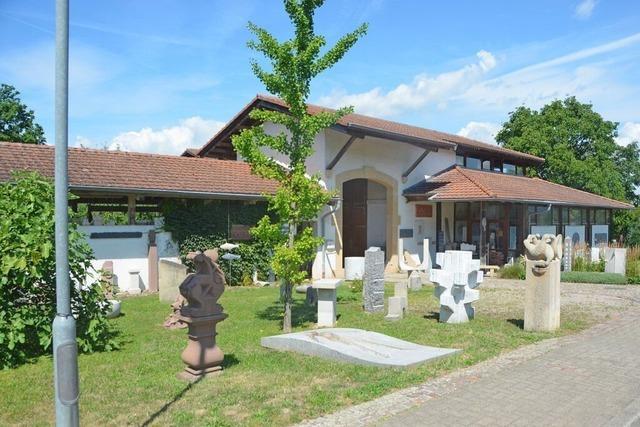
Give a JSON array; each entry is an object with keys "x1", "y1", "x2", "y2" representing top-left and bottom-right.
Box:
[{"x1": 297, "y1": 305, "x2": 640, "y2": 427}]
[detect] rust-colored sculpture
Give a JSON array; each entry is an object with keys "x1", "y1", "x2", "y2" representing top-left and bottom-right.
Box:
[{"x1": 177, "y1": 249, "x2": 228, "y2": 381}]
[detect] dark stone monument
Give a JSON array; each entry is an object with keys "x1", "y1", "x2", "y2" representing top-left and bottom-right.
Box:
[
  {"x1": 177, "y1": 249, "x2": 227, "y2": 381},
  {"x1": 363, "y1": 247, "x2": 385, "y2": 312}
]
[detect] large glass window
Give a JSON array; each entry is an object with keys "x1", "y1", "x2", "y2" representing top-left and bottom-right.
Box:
[
  {"x1": 456, "y1": 155, "x2": 465, "y2": 166},
  {"x1": 455, "y1": 202, "x2": 468, "y2": 219},
  {"x1": 516, "y1": 166, "x2": 525, "y2": 176},
  {"x1": 595, "y1": 209, "x2": 608, "y2": 224},
  {"x1": 467, "y1": 157, "x2": 481, "y2": 170},
  {"x1": 503, "y1": 163, "x2": 516, "y2": 175},
  {"x1": 482, "y1": 160, "x2": 492, "y2": 170},
  {"x1": 569, "y1": 208, "x2": 585, "y2": 225},
  {"x1": 528, "y1": 204, "x2": 553, "y2": 225}
]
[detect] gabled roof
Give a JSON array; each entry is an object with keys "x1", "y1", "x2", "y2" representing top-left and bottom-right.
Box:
[
  {"x1": 0, "y1": 142, "x2": 277, "y2": 199},
  {"x1": 196, "y1": 94, "x2": 545, "y2": 165},
  {"x1": 403, "y1": 165, "x2": 633, "y2": 209}
]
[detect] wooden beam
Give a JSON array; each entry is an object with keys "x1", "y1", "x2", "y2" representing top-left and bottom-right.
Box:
[
  {"x1": 326, "y1": 135, "x2": 359, "y2": 170},
  {"x1": 402, "y1": 149, "x2": 433, "y2": 183},
  {"x1": 127, "y1": 195, "x2": 136, "y2": 225}
]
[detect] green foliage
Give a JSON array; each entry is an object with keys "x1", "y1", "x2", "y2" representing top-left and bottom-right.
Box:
[
  {"x1": 499, "y1": 257, "x2": 525, "y2": 280},
  {"x1": 496, "y1": 97, "x2": 640, "y2": 241},
  {"x1": 232, "y1": 0, "x2": 367, "y2": 330},
  {"x1": 561, "y1": 271, "x2": 627, "y2": 285},
  {"x1": 162, "y1": 198, "x2": 270, "y2": 243},
  {"x1": 179, "y1": 234, "x2": 272, "y2": 286},
  {"x1": 348, "y1": 279, "x2": 363, "y2": 294},
  {"x1": 0, "y1": 84, "x2": 45, "y2": 144},
  {"x1": 0, "y1": 172, "x2": 118, "y2": 368},
  {"x1": 572, "y1": 256, "x2": 605, "y2": 273}
]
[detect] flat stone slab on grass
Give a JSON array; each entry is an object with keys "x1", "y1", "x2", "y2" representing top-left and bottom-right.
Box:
[{"x1": 261, "y1": 328, "x2": 461, "y2": 368}]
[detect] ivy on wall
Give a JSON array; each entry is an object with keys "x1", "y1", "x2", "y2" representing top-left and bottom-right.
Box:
[{"x1": 161, "y1": 199, "x2": 274, "y2": 285}]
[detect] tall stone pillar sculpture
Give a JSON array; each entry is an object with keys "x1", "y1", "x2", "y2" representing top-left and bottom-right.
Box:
[
  {"x1": 429, "y1": 250, "x2": 483, "y2": 323},
  {"x1": 148, "y1": 230, "x2": 159, "y2": 293},
  {"x1": 363, "y1": 247, "x2": 385, "y2": 312},
  {"x1": 177, "y1": 249, "x2": 227, "y2": 381},
  {"x1": 523, "y1": 234, "x2": 562, "y2": 332}
]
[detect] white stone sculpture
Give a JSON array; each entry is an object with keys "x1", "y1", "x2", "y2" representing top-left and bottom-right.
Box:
[
  {"x1": 429, "y1": 250, "x2": 483, "y2": 323},
  {"x1": 385, "y1": 296, "x2": 405, "y2": 321},
  {"x1": 523, "y1": 234, "x2": 562, "y2": 332},
  {"x1": 312, "y1": 279, "x2": 344, "y2": 327},
  {"x1": 604, "y1": 248, "x2": 627, "y2": 275}
]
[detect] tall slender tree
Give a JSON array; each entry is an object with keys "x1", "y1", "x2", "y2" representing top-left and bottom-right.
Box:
[{"x1": 233, "y1": 0, "x2": 367, "y2": 332}]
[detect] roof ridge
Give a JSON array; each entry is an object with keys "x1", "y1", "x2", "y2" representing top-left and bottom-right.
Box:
[
  {"x1": 0, "y1": 141, "x2": 246, "y2": 166},
  {"x1": 455, "y1": 166, "x2": 495, "y2": 198},
  {"x1": 531, "y1": 176, "x2": 633, "y2": 208}
]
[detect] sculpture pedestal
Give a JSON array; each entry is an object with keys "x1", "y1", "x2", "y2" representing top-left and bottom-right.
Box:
[
  {"x1": 178, "y1": 313, "x2": 228, "y2": 381},
  {"x1": 524, "y1": 259, "x2": 560, "y2": 332},
  {"x1": 313, "y1": 279, "x2": 343, "y2": 327}
]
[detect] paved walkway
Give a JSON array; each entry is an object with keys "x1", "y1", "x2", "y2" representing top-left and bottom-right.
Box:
[{"x1": 298, "y1": 306, "x2": 640, "y2": 427}]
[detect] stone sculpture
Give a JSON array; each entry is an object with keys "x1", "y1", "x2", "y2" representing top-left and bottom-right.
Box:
[
  {"x1": 385, "y1": 296, "x2": 405, "y2": 321},
  {"x1": 363, "y1": 247, "x2": 385, "y2": 312},
  {"x1": 177, "y1": 249, "x2": 227, "y2": 381},
  {"x1": 604, "y1": 248, "x2": 627, "y2": 275},
  {"x1": 429, "y1": 250, "x2": 483, "y2": 323},
  {"x1": 522, "y1": 234, "x2": 563, "y2": 269},
  {"x1": 523, "y1": 234, "x2": 562, "y2": 332}
]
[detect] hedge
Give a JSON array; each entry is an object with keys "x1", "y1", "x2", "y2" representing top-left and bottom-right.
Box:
[{"x1": 560, "y1": 271, "x2": 627, "y2": 285}]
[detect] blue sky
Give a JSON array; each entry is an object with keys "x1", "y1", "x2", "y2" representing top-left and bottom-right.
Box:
[{"x1": 1, "y1": 0, "x2": 639, "y2": 153}]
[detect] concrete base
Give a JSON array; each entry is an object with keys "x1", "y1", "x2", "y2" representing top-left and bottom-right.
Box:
[
  {"x1": 524, "y1": 259, "x2": 560, "y2": 332},
  {"x1": 261, "y1": 328, "x2": 461, "y2": 368},
  {"x1": 177, "y1": 365, "x2": 223, "y2": 382}
]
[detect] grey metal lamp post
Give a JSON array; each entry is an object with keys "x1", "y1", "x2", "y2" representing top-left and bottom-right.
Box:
[{"x1": 53, "y1": 0, "x2": 80, "y2": 425}]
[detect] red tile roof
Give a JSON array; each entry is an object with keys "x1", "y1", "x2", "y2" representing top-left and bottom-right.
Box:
[
  {"x1": 0, "y1": 142, "x2": 277, "y2": 198},
  {"x1": 197, "y1": 94, "x2": 545, "y2": 165},
  {"x1": 404, "y1": 165, "x2": 633, "y2": 209}
]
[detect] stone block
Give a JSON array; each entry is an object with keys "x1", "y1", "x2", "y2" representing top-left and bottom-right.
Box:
[
  {"x1": 313, "y1": 279, "x2": 343, "y2": 327},
  {"x1": 409, "y1": 270, "x2": 422, "y2": 291},
  {"x1": 363, "y1": 247, "x2": 385, "y2": 312},
  {"x1": 524, "y1": 259, "x2": 561, "y2": 332},
  {"x1": 159, "y1": 260, "x2": 188, "y2": 303},
  {"x1": 605, "y1": 248, "x2": 627, "y2": 275},
  {"x1": 394, "y1": 281, "x2": 408, "y2": 310},
  {"x1": 385, "y1": 296, "x2": 405, "y2": 321}
]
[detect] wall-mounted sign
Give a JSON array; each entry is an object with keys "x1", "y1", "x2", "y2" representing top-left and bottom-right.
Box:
[
  {"x1": 415, "y1": 204, "x2": 433, "y2": 218},
  {"x1": 399, "y1": 228, "x2": 413, "y2": 238},
  {"x1": 230, "y1": 224, "x2": 252, "y2": 241}
]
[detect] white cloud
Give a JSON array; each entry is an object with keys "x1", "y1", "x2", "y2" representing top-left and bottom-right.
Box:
[
  {"x1": 318, "y1": 50, "x2": 496, "y2": 117},
  {"x1": 457, "y1": 122, "x2": 501, "y2": 145},
  {"x1": 75, "y1": 116, "x2": 225, "y2": 155},
  {"x1": 617, "y1": 122, "x2": 640, "y2": 146},
  {"x1": 575, "y1": 0, "x2": 597, "y2": 19}
]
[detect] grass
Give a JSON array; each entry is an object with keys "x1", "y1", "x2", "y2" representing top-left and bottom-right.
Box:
[
  {"x1": 0, "y1": 284, "x2": 597, "y2": 426},
  {"x1": 561, "y1": 271, "x2": 628, "y2": 284}
]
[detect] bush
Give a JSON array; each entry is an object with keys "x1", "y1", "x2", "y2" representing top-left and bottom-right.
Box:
[
  {"x1": 179, "y1": 234, "x2": 272, "y2": 286},
  {"x1": 0, "y1": 172, "x2": 118, "y2": 368},
  {"x1": 572, "y1": 255, "x2": 605, "y2": 272},
  {"x1": 499, "y1": 257, "x2": 525, "y2": 280},
  {"x1": 560, "y1": 271, "x2": 627, "y2": 285}
]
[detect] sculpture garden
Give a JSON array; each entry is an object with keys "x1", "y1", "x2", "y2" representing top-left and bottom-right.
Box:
[{"x1": 1, "y1": 271, "x2": 637, "y2": 426}]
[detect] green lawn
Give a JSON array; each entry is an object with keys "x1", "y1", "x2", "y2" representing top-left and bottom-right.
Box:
[{"x1": 0, "y1": 284, "x2": 594, "y2": 426}]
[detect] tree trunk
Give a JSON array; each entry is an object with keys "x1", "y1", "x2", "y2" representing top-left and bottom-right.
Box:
[
  {"x1": 283, "y1": 282, "x2": 292, "y2": 333},
  {"x1": 283, "y1": 219, "x2": 296, "y2": 333}
]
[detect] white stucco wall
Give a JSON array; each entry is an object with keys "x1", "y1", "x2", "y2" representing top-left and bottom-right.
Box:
[{"x1": 79, "y1": 225, "x2": 180, "y2": 293}]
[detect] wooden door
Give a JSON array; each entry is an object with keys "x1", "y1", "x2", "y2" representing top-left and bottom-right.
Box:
[{"x1": 343, "y1": 179, "x2": 368, "y2": 258}]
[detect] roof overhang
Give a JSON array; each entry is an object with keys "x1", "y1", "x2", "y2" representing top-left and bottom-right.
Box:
[{"x1": 71, "y1": 185, "x2": 268, "y2": 201}]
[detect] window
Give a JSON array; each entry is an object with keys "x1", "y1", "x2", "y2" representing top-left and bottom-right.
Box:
[
  {"x1": 516, "y1": 166, "x2": 525, "y2": 176},
  {"x1": 595, "y1": 209, "x2": 607, "y2": 224},
  {"x1": 569, "y1": 208, "x2": 585, "y2": 225},
  {"x1": 467, "y1": 157, "x2": 481, "y2": 169},
  {"x1": 456, "y1": 155, "x2": 465, "y2": 166},
  {"x1": 493, "y1": 160, "x2": 502, "y2": 173},
  {"x1": 482, "y1": 160, "x2": 492, "y2": 170},
  {"x1": 454, "y1": 202, "x2": 469, "y2": 219},
  {"x1": 503, "y1": 163, "x2": 516, "y2": 175},
  {"x1": 528, "y1": 204, "x2": 552, "y2": 225}
]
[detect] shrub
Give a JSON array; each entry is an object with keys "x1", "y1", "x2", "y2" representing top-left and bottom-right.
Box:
[
  {"x1": 499, "y1": 256, "x2": 525, "y2": 280},
  {"x1": 560, "y1": 271, "x2": 627, "y2": 285},
  {"x1": 0, "y1": 172, "x2": 118, "y2": 368},
  {"x1": 572, "y1": 255, "x2": 605, "y2": 272}
]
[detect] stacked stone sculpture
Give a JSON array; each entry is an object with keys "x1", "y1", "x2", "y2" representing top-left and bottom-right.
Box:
[
  {"x1": 177, "y1": 249, "x2": 227, "y2": 381},
  {"x1": 363, "y1": 247, "x2": 385, "y2": 312},
  {"x1": 429, "y1": 250, "x2": 483, "y2": 323},
  {"x1": 523, "y1": 234, "x2": 562, "y2": 332}
]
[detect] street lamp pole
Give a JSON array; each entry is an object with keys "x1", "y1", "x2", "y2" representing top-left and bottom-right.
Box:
[{"x1": 53, "y1": 0, "x2": 80, "y2": 425}]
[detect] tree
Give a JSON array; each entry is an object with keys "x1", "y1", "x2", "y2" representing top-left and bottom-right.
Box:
[
  {"x1": 0, "y1": 172, "x2": 118, "y2": 368},
  {"x1": 496, "y1": 97, "x2": 640, "y2": 243},
  {"x1": 232, "y1": 0, "x2": 367, "y2": 332},
  {"x1": 0, "y1": 84, "x2": 46, "y2": 144}
]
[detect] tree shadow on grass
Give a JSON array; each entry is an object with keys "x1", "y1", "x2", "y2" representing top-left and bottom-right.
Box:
[
  {"x1": 423, "y1": 311, "x2": 440, "y2": 321},
  {"x1": 508, "y1": 318, "x2": 524, "y2": 329},
  {"x1": 256, "y1": 299, "x2": 316, "y2": 328}
]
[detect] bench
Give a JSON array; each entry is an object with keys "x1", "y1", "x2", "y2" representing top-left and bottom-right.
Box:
[{"x1": 480, "y1": 265, "x2": 500, "y2": 277}]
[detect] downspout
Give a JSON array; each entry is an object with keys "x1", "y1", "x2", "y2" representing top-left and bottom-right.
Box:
[{"x1": 320, "y1": 200, "x2": 341, "y2": 279}]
